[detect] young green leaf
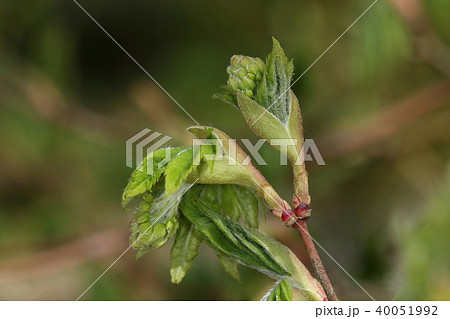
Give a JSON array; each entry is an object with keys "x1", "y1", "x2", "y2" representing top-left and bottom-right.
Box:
[
  {"x1": 221, "y1": 184, "x2": 259, "y2": 229},
  {"x1": 217, "y1": 254, "x2": 240, "y2": 282},
  {"x1": 237, "y1": 92, "x2": 310, "y2": 204},
  {"x1": 198, "y1": 184, "x2": 259, "y2": 229},
  {"x1": 180, "y1": 185, "x2": 326, "y2": 301},
  {"x1": 122, "y1": 147, "x2": 188, "y2": 206},
  {"x1": 164, "y1": 148, "x2": 195, "y2": 196},
  {"x1": 165, "y1": 144, "x2": 215, "y2": 196},
  {"x1": 261, "y1": 279, "x2": 293, "y2": 301},
  {"x1": 170, "y1": 214, "x2": 203, "y2": 284},
  {"x1": 237, "y1": 92, "x2": 298, "y2": 162},
  {"x1": 182, "y1": 186, "x2": 287, "y2": 275}
]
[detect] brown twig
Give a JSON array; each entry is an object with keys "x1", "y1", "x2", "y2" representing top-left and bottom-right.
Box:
[
  {"x1": 292, "y1": 218, "x2": 338, "y2": 301},
  {"x1": 286, "y1": 90, "x2": 339, "y2": 300}
]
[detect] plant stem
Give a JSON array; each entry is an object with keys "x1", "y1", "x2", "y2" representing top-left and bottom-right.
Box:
[{"x1": 293, "y1": 219, "x2": 339, "y2": 301}]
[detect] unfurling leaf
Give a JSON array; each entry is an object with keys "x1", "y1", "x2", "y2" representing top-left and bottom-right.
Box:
[
  {"x1": 221, "y1": 184, "x2": 259, "y2": 229},
  {"x1": 164, "y1": 148, "x2": 197, "y2": 196},
  {"x1": 170, "y1": 215, "x2": 203, "y2": 284},
  {"x1": 122, "y1": 125, "x2": 305, "y2": 291},
  {"x1": 261, "y1": 279, "x2": 293, "y2": 301},
  {"x1": 180, "y1": 185, "x2": 326, "y2": 301},
  {"x1": 165, "y1": 144, "x2": 215, "y2": 196},
  {"x1": 122, "y1": 147, "x2": 188, "y2": 206},
  {"x1": 123, "y1": 127, "x2": 281, "y2": 261},
  {"x1": 216, "y1": 38, "x2": 293, "y2": 124},
  {"x1": 217, "y1": 254, "x2": 240, "y2": 282},
  {"x1": 256, "y1": 37, "x2": 294, "y2": 124},
  {"x1": 237, "y1": 92, "x2": 298, "y2": 162},
  {"x1": 199, "y1": 184, "x2": 260, "y2": 229},
  {"x1": 181, "y1": 188, "x2": 286, "y2": 274}
]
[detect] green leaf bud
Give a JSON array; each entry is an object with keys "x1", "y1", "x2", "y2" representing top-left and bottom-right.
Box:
[
  {"x1": 246, "y1": 73, "x2": 256, "y2": 81},
  {"x1": 129, "y1": 185, "x2": 193, "y2": 253},
  {"x1": 243, "y1": 89, "x2": 253, "y2": 97},
  {"x1": 135, "y1": 213, "x2": 149, "y2": 224},
  {"x1": 235, "y1": 67, "x2": 247, "y2": 77},
  {"x1": 230, "y1": 55, "x2": 241, "y2": 68},
  {"x1": 245, "y1": 61, "x2": 264, "y2": 77},
  {"x1": 241, "y1": 77, "x2": 255, "y2": 90},
  {"x1": 153, "y1": 223, "x2": 167, "y2": 238},
  {"x1": 227, "y1": 76, "x2": 239, "y2": 91},
  {"x1": 138, "y1": 222, "x2": 151, "y2": 233},
  {"x1": 143, "y1": 193, "x2": 153, "y2": 203}
]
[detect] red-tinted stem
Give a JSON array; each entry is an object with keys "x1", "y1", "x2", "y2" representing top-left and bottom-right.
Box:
[{"x1": 293, "y1": 219, "x2": 339, "y2": 301}]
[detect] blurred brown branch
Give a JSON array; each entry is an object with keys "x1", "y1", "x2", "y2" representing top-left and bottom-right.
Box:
[
  {"x1": 129, "y1": 81, "x2": 193, "y2": 144},
  {"x1": 389, "y1": 0, "x2": 450, "y2": 76},
  {"x1": 320, "y1": 79, "x2": 450, "y2": 158},
  {"x1": 19, "y1": 71, "x2": 132, "y2": 141},
  {"x1": 20, "y1": 72, "x2": 193, "y2": 144},
  {"x1": 0, "y1": 227, "x2": 128, "y2": 285}
]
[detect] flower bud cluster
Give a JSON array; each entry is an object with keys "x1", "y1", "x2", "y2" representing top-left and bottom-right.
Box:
[
  {"x1": 226, "y1": 55, "x2": 264, "y2": 98},
  {"x1": 130, "y1": 200, "x2": 178, "y2": 250}
]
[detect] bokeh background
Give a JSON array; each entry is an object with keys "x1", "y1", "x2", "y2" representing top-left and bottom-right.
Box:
[{"x1": 0, "y1": 0, "x2": 449, "y2": 300}]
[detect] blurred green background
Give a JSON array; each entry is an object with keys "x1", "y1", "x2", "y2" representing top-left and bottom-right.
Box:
[{"x1": 0, "y1": 0, "x2": 449, "y2": 300}]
